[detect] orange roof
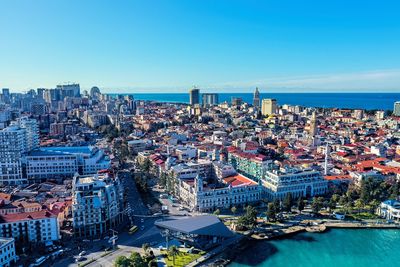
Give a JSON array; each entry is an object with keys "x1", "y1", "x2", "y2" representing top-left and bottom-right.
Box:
[
  {"x1": 0, "y1": 210, "x2": 56, "y2": 223},
  {"x1": 222, "y1": 174, "x2": 257, "y2": 187},
  {"x1": 324, "y1": 175, "x2": 352, "y2": 181}
]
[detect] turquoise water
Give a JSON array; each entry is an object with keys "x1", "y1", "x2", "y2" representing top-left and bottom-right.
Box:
[{"x1": 229, "y1": 229, "x2": 400, "y2": 267}]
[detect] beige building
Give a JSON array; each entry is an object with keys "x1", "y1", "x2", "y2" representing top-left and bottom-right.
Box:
[{"x1": 261, "y1": 99, "x2": 277, "y2": 116}]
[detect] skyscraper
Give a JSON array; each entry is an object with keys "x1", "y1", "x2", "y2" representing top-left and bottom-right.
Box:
[
  {"x1": 202, "y1": 93, "x2": 219, "y2": 107},
  {"x1": 394, "y1": 101, "x2": 400, "y2": 116},
  {"x1": 189, "y1": 87, "x2": 200, "y2": 105},
  {"x1": 253, "y1": 87, "x2": 260, "y2": 108},
  {"x1": 261, "y1": 99, "x2": 277, "y2": 115}
]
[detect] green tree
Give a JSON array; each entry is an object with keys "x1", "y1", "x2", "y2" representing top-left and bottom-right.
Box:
[
  {"x1": 328, "y1": 198, "x2": 336, "y2": 212},
  {"x1": 114, "y1": 256, "x2": 131, "y2": 267},
  {"x1": 297, "y1": 196, "x2": 305, "y2": 214},
  {"x1": 311, "y1": 197, "x2": 324, "y2": 214},
  {"x1": 354, "y1": 199, "x2": 364, "y2": 214},
  {"x1": 267, "y1": 202, "x2": 276, "y2": 221},
  {"x1": 282, "y1": 193, "x2": 293, "y2": 212},
  {"x1": 130, "y1": 252, "x2": 145, "y2": 267},
  {"x1": 273, "y1": 198, "x2": 281, "y2": 213},
  {"x1": 168, "y1": 245, "x2": 179, "y2": 266},
  {"x1": 231, "y1": 206, "x2": 237, "y2": 215},
  {"x1": 331, "y1": 194, "x2": 340, "y2": 203},
  {"x1": 213, "y1": 209, "x2": 221, "y2": 216}
]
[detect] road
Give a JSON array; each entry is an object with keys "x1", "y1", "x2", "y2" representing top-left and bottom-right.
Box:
[{"x1": 50, "y1": 170, "x2": 191, "y2": 267}]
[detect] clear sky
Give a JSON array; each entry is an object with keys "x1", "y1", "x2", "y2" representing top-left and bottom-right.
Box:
[{"x1": 1, "y1": 0, "x2": 400, "y2": 93}]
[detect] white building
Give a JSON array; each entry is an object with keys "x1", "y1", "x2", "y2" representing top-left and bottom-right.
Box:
[
  {"x1": 0, "y1": 126, "x2": 28, "y2": 185},
  {"x1": 0, "y1": 210, "x2": 60, "y2": 246},
  {"x1": 72, "y1": 174, "x2": 123, "y2": 238},
  {"x1": 263, "y1": 168, "x2": 328, "y2": 200},
  {"x1": 0, "y1": 238, "x2": 17, "y2": 267},
  {"x1": 127, "y1": 139, "x2": 148, "y2": 154},
  {"x1": 25, "y1": 146, "x2": 110, "y2": 183},
  {"x1": 261, "y1": 99, "x2": 277, "y2": 116},
  {"x1": 377, "y1": 200, "x2": 400, "y2": 221},
  {"x1": 178, "y1": 174, "x2": 263, "y2": 212},
  {"x1": 18, "y1": 117, "x2": 39, "y2": 151}
]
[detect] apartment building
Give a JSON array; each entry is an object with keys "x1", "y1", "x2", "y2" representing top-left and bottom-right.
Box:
[
  {"x1": 0, "y1": 238, "x2": 17, "y2": 267},
  {"x1": 72, "y1": 174, "x2": 123, "y2": 238}
]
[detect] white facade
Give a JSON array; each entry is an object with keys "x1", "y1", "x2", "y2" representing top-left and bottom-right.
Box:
[
  {"x1": 178, "y1": 175, "x2": 263, "y2": 212},
  {"x1": 18, "y1": 117, "x2": 39, "y2": 151},
  {"x1": 0, "y1": 238, "x2": 16, "y2": 267},
  {"x1": 377, "y1": 200, "x2": 400, "y2": 221},
  {"x1": 0, "y1": 126, "x2": 27, "y2": 185},
  {"x1": 0, "y1": 211, "x2": 60, "y2": 244},
  {"x1": 394, "y1": 101, "x2": 400, "y2": 116},
  {"x1": 25, "y1": 146, "x2": 110, "y2": 183},
  {"x1": 72, "y1": 174, "x2": 123, "y2": 238},
  {"x1": 263, "y1": 168, "x2": 328, "y2": 200}
]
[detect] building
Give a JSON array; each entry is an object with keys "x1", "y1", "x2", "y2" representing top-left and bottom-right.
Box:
[
  {"x1": 56, "y1": 83, "x2": 81, "y2": 98},
  {"x1": 72, "y1": 174, "x2": 123, "y2": 238},
  {"x1": 263, "y1": 168, "x2": 328, "y2": 200},
  {"x1": 261, "y1": 99, "x2": 277, "y2": 116},
  {"x1": 25, "y1": 146, "x2": 111, "y2": 183},
  {"x1": 178, "y1": 174, "x2": 262, "y2": 212},
  {"x1": 253, "y1": 87, "x2": 260, "y2": 108},
  {"x1": 18, "y1": 117, "x2": 39, "y2": 151},
  {"x1": 189, "y1": 88, "x2": 200, "y2": 105},
  {"x1": 202, "y1": 93, "x2": 219, "y2": 107},
  {"x1": 377, "y1": 200, "x2": 400, "y2": 221},
  {"x1": 227, "y1": 147, "x2": 273, "y2": 182},
  {"x1": 0, "y1": 210, "x2": 60, "y2": 246},
  {"x1": 394, "y1": 101, "x2": 400, "y2": 116},
  {"x1": 0, "y1": 238, "x2": 17, "y2": 267},
  {"x1": 127, "y1": 140, "x2": 148, "y2": 155},
  {"x1": 0, "y1": 126, "x2": 28, "y2": 185},
  {"x1": 155, "y1": 215, "x2": 234, "y2": 250},
  {"x1": 309, "y1": 111, "x2": 317, "y2": 137}
]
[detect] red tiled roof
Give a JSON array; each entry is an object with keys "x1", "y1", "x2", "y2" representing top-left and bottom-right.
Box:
[
  {"x1": 222, "y1": 174, "x2": 257, "y2": 187},
  {"x1": 0, "y1": 210, "x2": 56, "y2": 223}
]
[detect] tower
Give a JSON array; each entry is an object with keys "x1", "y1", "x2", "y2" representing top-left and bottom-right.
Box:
[
  {"x1": 309, "y1": 111, "x2": 317, "y2": 137},
  {"x1": 324, "y1": 144, "x2": 330, "y2": 175},
  {"x1": 189, "y1": 87, "x2": 200, "y2": 105},
  {"x1": 253, "y1": 87, "x2": 260, "y2": 108},
  {"x1": 195, "y1": 174, "x2": 203, "y2": 192}
]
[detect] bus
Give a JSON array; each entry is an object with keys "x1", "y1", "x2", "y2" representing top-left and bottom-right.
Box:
[{"x1": 129, "y1": 225, "x2": 138, "y2": 234}]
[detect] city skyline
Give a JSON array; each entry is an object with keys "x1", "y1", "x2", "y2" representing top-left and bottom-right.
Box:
[{"x1": 1, "y1": 0, "x2": 400, "y2": 92}]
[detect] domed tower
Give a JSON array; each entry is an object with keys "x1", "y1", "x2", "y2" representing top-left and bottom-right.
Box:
[{"x1": 90, "y1": 86, "x2": 101, "y2": 99}]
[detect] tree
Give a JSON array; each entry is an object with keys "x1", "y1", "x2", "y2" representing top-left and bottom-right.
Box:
[
  {"x1": 354, "y1": 199, "x2": 364, "y2": 214},
  {"x1": 311, "y1": 197, "x2": 324, "y2": 214},
  {"x1": 114, "y1": 256, "x2": 131, "y2": 267},
  {"x1": 328, "y1": 198, "x2": 336, "y2": 212},
  {"x1": 331, "y1": 194, "x2": 340, "y2": 203},
  {"x1": 237, "y1": 205, "x2": 258, "y2": 228},
  {"x1": 168, "y1": 245, "x2": 179, "y2": 266},
  {"x1": 130, "y1": 252, "x2": 145, "y2": 267},
  {"x1": 142, "y1": 243, "x2": 150, "y2": 254},
  {"x1": 297, "y1": 196, "x2": 305, "y2": 214},
  {"x1": 273, "y1": 198, "x2": 281, "y2": 213},
  {"x1": 283, "y1": 193, "x2": 293, "y2": 212},
  {"x1": 213, "y1": 209, "x2": 221, "y2": 216},
  {"x1": 266, "y1": 202, "x2": 276, "y2": 221},
  {"x1": 231, "y1": 206, "x2": 237, "y2": 215},
  {"x1": 159, "y1": 172, "x2": 167, "y2": 187}
]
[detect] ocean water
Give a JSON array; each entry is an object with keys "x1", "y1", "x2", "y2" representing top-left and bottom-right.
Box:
[
  {"x1": 229, "y1": 229, "x2": 400, "y2": 267},
  {"x1": 109, "y1": 93, "x2": 400, "y2": 110}
]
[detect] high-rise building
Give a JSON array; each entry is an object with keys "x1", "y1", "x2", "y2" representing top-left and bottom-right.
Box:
[
  {"x1": 18, "y1": 117, "x2": 39, "y2": 151},
  {"x1": 0, "y1": 126, "x2": 28, "y2": 185},
  {"x1": 261, "y1": 99, "x2": 277, "y2": 115},
  {"x1": 394, "y1": 101, "x2": 400, "y2": 116},
  {"x1": 253, "y1": 87, "x2": 260, "y2": 108},
  {"x1": 1, "y1": 88, "x2": 10, "y2": 103},
  {"x1": 202, "y1": 93, "x2": 218, "y2": 107},
  {"x1": 72, "y1": 173, "x2": 123, "y2": 238},
  {"x1": 189, "y1": 88, "x2": 200, "y2": 105},
  {"x1": 231, "y1": 97, "x2": 243, "y2": 106},
  {"x1": 57, "y1": 83, "x2": 81, "y2": 98}
]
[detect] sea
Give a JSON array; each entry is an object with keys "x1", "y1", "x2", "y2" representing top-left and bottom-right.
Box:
[
  {"x1": 229, "y1": 229, "x2": 400, "y2": 267},
  {"x1": 108, "y1": 93, "x2": 400, "y2": 110}
]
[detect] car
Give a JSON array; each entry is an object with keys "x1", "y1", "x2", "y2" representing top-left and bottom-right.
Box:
[
  {"x1": 140, "y1": 218, "x2": 144, "y2": 223},
  {"x1": 153, "y1": 212, "x2": 162, "y2": 216},
  {"x1": 29, "y1": 256, "x2": 48, "y2": 267},
  {"x1": 104, "y1": 235, "x2": 110, "y2": 240},
  {"x1": 75, "y1": 256, "x2": 85, "y2": 263},
  {"x1": 79, "y1": 251, "x2": 87, "y2": 257},
  {"x1": 178, "y1": 206, "x2": 185, "y2": 211},
  {"x1": 141, "y1": 225, "x2": 145, "y2": 230}
]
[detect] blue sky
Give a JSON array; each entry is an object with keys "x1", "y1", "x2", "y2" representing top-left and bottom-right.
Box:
[{"x1": 1, "y1": 0, "x2": 400, "y2": 93}]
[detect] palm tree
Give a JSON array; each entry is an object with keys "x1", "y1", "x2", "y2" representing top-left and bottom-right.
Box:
[
  {"x1": 168, "y1": 245, "x2": 179, "y2": 265},
  {"x1": 142, "y1": 243, "x2": 150, "y2": 254}
]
